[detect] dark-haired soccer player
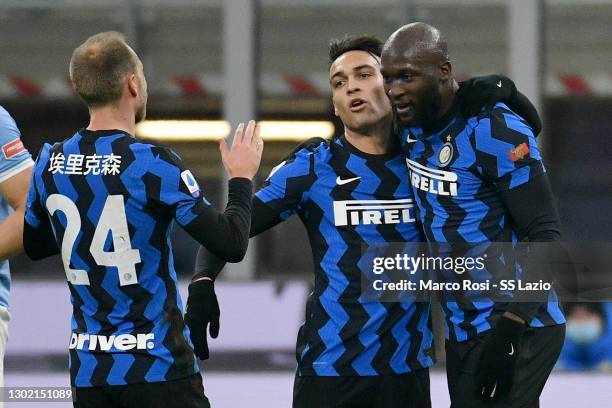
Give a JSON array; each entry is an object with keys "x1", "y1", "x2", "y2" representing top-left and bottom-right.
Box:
[
  {"x1": 186, "y1": 35, "x2": 539, "y2": 408},
  {"x1": 190, "y1": 35, "x2": 434, "y2": 408},
  {"x1": 23, "y1": 31, "x2": 262, "y2": 408},
  {"x1": 381, "y1": 23, "x2": 565, "y2": 408}
]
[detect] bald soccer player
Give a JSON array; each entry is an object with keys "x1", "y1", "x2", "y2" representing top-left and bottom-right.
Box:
[{"x1": 381, "y1": 23, "x2": 565, "y2": 408}]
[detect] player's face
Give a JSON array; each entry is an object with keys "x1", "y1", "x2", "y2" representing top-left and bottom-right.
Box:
[
  {"x1": 134, "y1": 58, "x2": 147, "y2": 123},
  {"x1": 381, "y1": 49, "x2": 442, "y2": 128},
  {"x1": 330, "y1": 51, "x2": 391, "y2": 134}
]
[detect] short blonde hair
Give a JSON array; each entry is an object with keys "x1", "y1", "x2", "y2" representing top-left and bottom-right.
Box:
[{"x1": 69, "y1": 31, "x2": 137, "y2": 107}]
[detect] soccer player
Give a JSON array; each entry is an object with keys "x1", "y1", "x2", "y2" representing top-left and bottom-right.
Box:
[
  {"x1": 189, "y1": 36, "x2": 435, "y2": 408},
  {"x1": 186, "y1": 36, "x2": 539, "y2": 408},
  {"x1": 0, "y1": 106, "x2": 34, "y2": 395},
  {"x1": 23, "y1": 32, "x2": 262, "y2": 408},
  {"x1": 381, "y1": 23, "x2": 566, "y2": 407}
]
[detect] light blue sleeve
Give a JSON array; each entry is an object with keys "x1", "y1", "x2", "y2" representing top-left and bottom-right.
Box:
[{"x1": 0, "y1": 106, "x2": 34, "y2": 182}]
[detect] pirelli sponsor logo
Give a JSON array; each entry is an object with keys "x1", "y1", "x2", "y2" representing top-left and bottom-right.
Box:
[
  {"x1": 406, "y1": 158, "x2": 458, "y2": 197},
  {"x1": 333, "y1": 199, "x2": 416, "y2": 226}
]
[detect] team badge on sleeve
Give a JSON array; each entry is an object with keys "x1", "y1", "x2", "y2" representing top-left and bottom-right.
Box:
[
  {"x1": 508, "y1": 142, "x2": 530, "y2": 162},
  {"x1": 180, "y1": 169, "x2": 201, "y2": 197},
  {"x1": 2, "y1": 138, "x2": 26, "y2": 159}
]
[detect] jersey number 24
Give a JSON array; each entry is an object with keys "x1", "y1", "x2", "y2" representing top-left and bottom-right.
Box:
[{"x1": 46, "y1": 194, "x2": 142, "y2": 286}]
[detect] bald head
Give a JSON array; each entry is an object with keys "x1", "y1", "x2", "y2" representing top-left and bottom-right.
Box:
[
  {"x1": 383, "y1": 22, "x2": 449, "y2": 66},
  {"x1": 380, "y1": 23, "x2": 456, "y2": 128}
]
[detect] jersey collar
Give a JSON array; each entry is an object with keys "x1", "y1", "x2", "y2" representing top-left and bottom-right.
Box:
[{"x1": 78, "y1": 128, "x2": 133, "y2": 140}]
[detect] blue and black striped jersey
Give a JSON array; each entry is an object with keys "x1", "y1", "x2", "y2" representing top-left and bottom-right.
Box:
[
  {"x1": 257, "y1": 136, "x2": 434, "y2": 376},
  {"x1": 400, "y1": 103, "x2": 565, "y2": 342},
  {"x1": 24, "y1": 129, "x2": 206, "y2": 387}
]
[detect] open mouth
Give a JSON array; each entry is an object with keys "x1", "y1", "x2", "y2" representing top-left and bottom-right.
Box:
[
  {"x1": 349, "y1": 98, "x2": 367, "y2": 112},
  {"x1": 394, "y1": 101, "x2": 414, "y2": 115}
]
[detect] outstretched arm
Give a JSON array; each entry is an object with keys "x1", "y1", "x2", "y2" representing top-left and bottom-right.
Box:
[{"x1": 185, "y1": 137, "x2": 323, "y2": 360}]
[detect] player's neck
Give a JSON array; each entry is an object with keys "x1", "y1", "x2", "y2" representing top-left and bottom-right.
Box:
[
  {"x1": 344, "y1": 120, "x2": 393, "y2": 155},
  {"x1": 436, "y1": 79, "x2": 459, "y2": 120},
  {"x1": 87, "y1": 104, "x2": 136, "y2": 136}
]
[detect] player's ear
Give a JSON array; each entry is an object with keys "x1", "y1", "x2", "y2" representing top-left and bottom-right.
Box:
[
  {"x1": 439, "y1": 61, "x2": 452, "y2": 82},
  {"x1": 127, "y1": 74, "x2": 139, "y2": 97}
]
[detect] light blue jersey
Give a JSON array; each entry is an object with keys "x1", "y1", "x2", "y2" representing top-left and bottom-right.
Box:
[{"x1": 0, "y1": 106, "x2": 34, "y2": 308}]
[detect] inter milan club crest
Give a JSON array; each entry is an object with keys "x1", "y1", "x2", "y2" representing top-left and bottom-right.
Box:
[{"x1": 438, "y1": 143, "x2": 454, "y2": 167}]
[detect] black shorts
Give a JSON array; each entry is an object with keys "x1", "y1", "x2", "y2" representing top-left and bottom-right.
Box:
[
  {"x1": 72, "y1": 373, "x2": 210, "y2": 408},
  {"x1": 446, "y1": 323, "x2": 565, "y2": 408},
  {"x1": 293, "y1": 369, "x2": 431, "y2": 408}
]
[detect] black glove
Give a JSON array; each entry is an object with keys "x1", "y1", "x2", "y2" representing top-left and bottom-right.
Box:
[
  {"x1": 184, "y1": 278, "x2": 220, "y2": 360},
  {"x1": 457, "y1": 75, "x2": 542, "y2": 136},
  {"x1": 475, "y1": 316, "x2": 526, "y2": 401}
]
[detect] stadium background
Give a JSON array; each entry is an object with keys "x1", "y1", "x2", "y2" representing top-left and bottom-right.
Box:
[{"x1": 1, "y1": 0, "x2": 611, "y2": 406}]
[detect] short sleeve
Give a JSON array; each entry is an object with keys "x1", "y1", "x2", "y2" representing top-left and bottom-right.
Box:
[
  {"x1": 25, "y1": 171, "x2": 45, "y2": 230},
  {"x1": 473, "y1": 103, "x2": 545, "y2": 191},
  {"x1": 24, "y1": 143, "x2": 55, "y2": 239},
  {"x1": 255, "y1": 147, "x2": 315, "y2": 220},
  {"x1": 0, "y1": 106, "x2": 33, "y2": 183},
  {"x1": 145, "y1": 146, "x2": 212, "y2": 227}
]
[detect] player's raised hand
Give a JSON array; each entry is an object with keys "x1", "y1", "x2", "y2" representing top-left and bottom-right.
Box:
[
  {"x1": 219, "y1": 120, "x2": 263, "y2": 180},
  {"x1": 184, "y1": 278, "x2": 220, "y2": 360}
]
